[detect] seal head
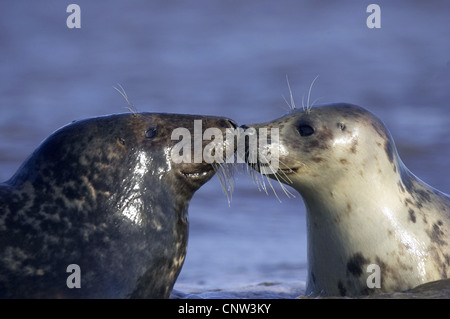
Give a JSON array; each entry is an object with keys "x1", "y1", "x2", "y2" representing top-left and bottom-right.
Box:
[
  {"x1": 0, "y1": 112, "x2": 237, "y2": 298},
  {"x1": 242, "y1": 103, "x2": 450, "y2": 296}
]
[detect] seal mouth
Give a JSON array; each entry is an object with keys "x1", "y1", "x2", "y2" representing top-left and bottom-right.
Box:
[
  {"x1": 182, "y1": 170, "x2": 213, "y2": 179},
  {"x1": 179, "y1": 166, "x2": 216, "y2": 185},
  {"x1": 251, "y1": 163, "x2": 301, "y2": 176},
  {"x1": 277, "y1": 167, "x2": 301, "y2": 175}
]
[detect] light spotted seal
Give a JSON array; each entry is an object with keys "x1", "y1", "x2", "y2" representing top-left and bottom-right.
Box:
[
  {"x1": 0, "y1": 112, "x2": 237, "y2": 298},
  {"x1": 241, "y1": 103, "x2": 450, "y2": 297}
]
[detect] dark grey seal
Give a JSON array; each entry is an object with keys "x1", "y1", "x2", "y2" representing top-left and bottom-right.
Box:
[{"x1": 0, "y1": 112, "x2": 236, "y2": 298}]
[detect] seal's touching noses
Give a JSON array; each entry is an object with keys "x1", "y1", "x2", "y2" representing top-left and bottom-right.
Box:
[
  {"x1": 0, "y1": 112, "x2": 237, "y2": 298},
  {"x1": 242, "y1": 103, "x2": 450, "y2": 297}
]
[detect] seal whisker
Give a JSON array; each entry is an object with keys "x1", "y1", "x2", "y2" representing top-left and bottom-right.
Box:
[
  {"x1": 251, "y1": 163, "x2": 270, "y2": 195},
  {"x1": 306, "y1": 75, "x2": 319, "y2": 112},
  {"x1": 255, "y1": 170, "x2": 268, "y2": 194},
  {"x1": 248, "y1": 160, "x2": 276, "y2": 198},
  {"x1": 310, "y1": 97, "x2": 323, "y2": 108},
  {"x1": 263, "y1": 164, "x2": 295, "y2": 201},
  {"x1": 113, "y1": 83, "x2": 137, "y2": 113},
  {"x1": 284, "y1": 74, "x2": 296, "y2": 111},
  {"x1": 258, "y1": 154, "x2": 297, "y2": 200},
  {"x1": 275, "y1": 158, "x2": 298, "y2": 184},
  {"x1": 221, "y1": 162, "x2": 236, "y2": 194},
  {"x1": 242, "y1": 161, "x2": 264, "y2": 193},
  {"x1": 212, "y1": 162, "x2": 236, "y2": 206},
  {"x1": 241, "y1": 153, "x2": 297, "y2": 200},
  {"x1": 263, "y1": 173, "x2": 283, "y2": 202},
  {"x1": 212, "y1": 163, "x2": 227, "y2": 192},
  {"x1": 282, "y1": 95, "x2": 295, "y2": 112},
  {"x1": 271, "y1": 170, "x2": 297, "y2": 199}
]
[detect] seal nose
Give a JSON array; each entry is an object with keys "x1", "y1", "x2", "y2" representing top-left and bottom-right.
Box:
[{"x1": 228, "y1": 119, "x2": 238, "y2": 130}]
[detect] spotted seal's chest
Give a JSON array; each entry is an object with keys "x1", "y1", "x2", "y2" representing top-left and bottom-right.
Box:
[
  {"x1": 0, "y1": 172, "x2": 188, "y2": 298},
  {"x1": 305, "y1": 174, "x2": 450, "y2": 296}
]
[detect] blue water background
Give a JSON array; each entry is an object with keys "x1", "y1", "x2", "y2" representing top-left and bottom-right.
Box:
[{"x1": 0, "y1": 0, "x2": 449, "y2": 297}]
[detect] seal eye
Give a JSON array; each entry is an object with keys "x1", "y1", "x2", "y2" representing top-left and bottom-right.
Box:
[
  {"x1": 145, "y1": 127, "x2": 158, "y2": 139},
  {"x1": 298, "y1": 124, "x2": 314, "y2": 137}
]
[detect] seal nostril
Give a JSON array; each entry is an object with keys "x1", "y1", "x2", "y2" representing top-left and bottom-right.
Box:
[{"x1": 228, "y1": 120, "x2": 238, "y2": 130}]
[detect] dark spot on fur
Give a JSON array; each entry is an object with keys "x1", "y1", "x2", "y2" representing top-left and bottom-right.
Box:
[
  {"x1": 63, "y1": 185, "x2": 79, "y2": 200},
  {"x1": 307, "y1": 140, "x2": 320, "y2": 148},
  {"x1": 399, "y1": 167, "x2": 436, "y2": 211},
  {"x1": 404, "y1": 198, "x2": 413, "y2": 207},
  {"x1": 350, "y1": 140, "x2": 358, "y2": 154},
  {"x1": 347, "y1": 253, "x2": 369, "y2": 277},
  {"x1": 339, "y1": 104, "x2": 367, "y2": 120},
  {"x1": 312, "y1": 157, "x2": 324, "y2": 163},
  {"x1": 311, "y1": 272, "x2": 316, "y2": 284},
  {"x1": 374, "y1": 257, "x2": 390, "y2": 289},
  {"x1": 385, "y1": 140, "x2": 394, "y2": 163},
  {"x1": 442, "y1": 261, "x2": 448, "y2": 279},
  {"x1": 400, "y1": 167, "x2": 415, "y2": 195},
  {"x1": 337, "y1": 281, "x2": 346, "y2": 296},
  {"x1": 428, "y1": 221, "x2": 447, "y2": 246},
  {"x1": 42, "y1": 168, "x2": 51, "y2": 177},
  {"x1": 408, "y1": 209, "x2": 416, "y2": 223},
  {"x1": 416, "y1": 189, "x2": 431, "y2": 203},
  {"x1": 340, "y1": 158, "x2": 348, "y2": 165},
  {"x1": 309, "y1": 126, "x2": 334, "y2": 150},
  {"x1": 321, "y1": 125, "x2": 333, "y2": 138},
  {"x1": 370, "y1": 118, "x2": 388, "y2": 141}
]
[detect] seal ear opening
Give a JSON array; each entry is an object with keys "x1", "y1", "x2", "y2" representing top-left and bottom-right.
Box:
[{"x1": 337, "y1": 122, "x2": 346, "y2": 131}]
